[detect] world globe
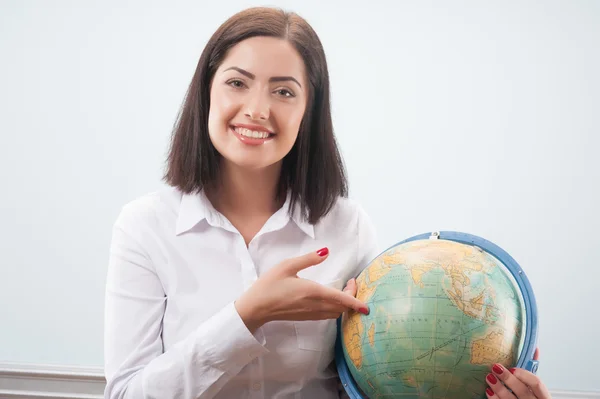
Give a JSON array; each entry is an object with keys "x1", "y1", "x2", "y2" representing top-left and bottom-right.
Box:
[{"x1": 335, "y1": 231, "x2": 539, "y2": 399}]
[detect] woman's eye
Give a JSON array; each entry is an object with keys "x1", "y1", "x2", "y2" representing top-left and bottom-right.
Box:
[
  {"x1": 227, "y1": 79, "x2": 245, "y2": 88},
  {"x1": 275, "y1": 88, "x2": 294, "y2": 97}
]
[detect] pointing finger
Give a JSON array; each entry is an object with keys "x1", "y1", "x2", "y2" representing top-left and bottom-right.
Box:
[{"x1": 282, "y1": 247, "x2": 329, "y2": 275}]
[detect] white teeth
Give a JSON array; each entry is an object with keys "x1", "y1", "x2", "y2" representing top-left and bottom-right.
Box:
[{"x1": 235, "y1": 127, "x2": 271, "y2": 139}]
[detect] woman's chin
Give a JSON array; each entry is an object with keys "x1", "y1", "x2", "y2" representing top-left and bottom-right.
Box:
[{"x1": 221, "y1": 156, "x2": 282, "y2": 173}]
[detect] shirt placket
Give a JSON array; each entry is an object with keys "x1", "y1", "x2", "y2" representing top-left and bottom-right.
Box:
[{"x1": 236, "y1": 235, "x2": 266, "y2": 397}]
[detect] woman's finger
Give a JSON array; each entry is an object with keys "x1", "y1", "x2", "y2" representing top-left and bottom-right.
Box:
[
  {"x1": 318, "y1": 285, "x2": 369, "y2": 314},
  {"x1": 491, "y1": 364, "x2": 535, "y2": 399},
  {"x1": 343, "y1": 278, "x2": 357, "y2": 297},
  {"x1": 509, "y1": 367, "x2": 552, "y2": 399},
  {"x1": 312, "y1": 298, "x2": 361, "y2": 315},
  {"x1": 486, "y1": 372, "x2": 517, "y2": 399}
]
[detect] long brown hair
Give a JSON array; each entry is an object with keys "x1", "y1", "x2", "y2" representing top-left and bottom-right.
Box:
[{"x1": 163, "y1": 7, "x2": 347, "y2": 224}]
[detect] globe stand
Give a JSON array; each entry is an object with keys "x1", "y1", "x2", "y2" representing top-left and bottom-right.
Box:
[{"x1": 335, "y1": 231, "x2": 539, "y2": 399}]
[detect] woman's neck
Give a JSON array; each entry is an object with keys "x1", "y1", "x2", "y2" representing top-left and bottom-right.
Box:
[{"x1": 207, "y1": 160, "x2": 284, "y2": 218}]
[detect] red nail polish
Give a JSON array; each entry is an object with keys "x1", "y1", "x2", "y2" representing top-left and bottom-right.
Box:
[
  {"x1": 317, "y1": 247, "x2": 329, "y2": 257},
  {"x1": 492, "y1": 364, "x2": 504, "y2": 374},
  {"x1": 359, "y1": 306, "x2": 369, "y2": 315},
  {"x1": 486, "y1": 388, "x2": 494, "y2": 396},
  {"x1": 486, "y1": 373, "x2": 497, "y2": 384},
  {"x1": 509, "y1": 367, "x2": 516, "y2": 374}
]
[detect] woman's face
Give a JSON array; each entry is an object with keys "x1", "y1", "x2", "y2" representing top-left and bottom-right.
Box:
[{"x1": 208, "y1": 36, "x2": 308, "y2": 172}]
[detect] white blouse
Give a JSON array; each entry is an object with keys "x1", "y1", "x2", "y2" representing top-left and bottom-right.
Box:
[{"x1": 103, "y1": 187, "x2": 380, "y2": 399}]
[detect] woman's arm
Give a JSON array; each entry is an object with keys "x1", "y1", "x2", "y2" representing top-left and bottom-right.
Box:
[{"x1": 103, "y1": 207, "x2": 269, "y2": 399}]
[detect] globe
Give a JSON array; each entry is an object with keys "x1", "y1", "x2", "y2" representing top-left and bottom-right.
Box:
[{"x1": 335, "y1": 231, "x2": 539, "y2": 399}]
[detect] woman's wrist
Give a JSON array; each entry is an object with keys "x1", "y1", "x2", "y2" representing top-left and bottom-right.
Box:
[{"x1": 235, "y1": 295, "x2": 267, "y2": 333}]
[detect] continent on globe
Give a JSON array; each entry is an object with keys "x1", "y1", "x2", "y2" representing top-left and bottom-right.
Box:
[
  {"x1": 368, "y1": 323, "x2": 376, "y2": 347},
  {"x1": 471, "y1": 331, "x2": 516, "y2": 365},
  {"x1": 342, "y1": 309, "x2": 365, "y2": 370}
]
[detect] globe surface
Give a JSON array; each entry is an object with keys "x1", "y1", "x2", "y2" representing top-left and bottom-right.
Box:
[{"x1": 339, "y1": 236, "x2": 528, "y2": 399}]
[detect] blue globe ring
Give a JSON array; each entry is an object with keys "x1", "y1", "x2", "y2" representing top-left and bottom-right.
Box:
[{"x1": 335, "y1": 231, "x2": 540, "y2": 399}]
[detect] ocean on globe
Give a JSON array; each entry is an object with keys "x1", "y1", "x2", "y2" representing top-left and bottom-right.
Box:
[{"x1": 336, "y1": 231, "x2": 538, "y2": 399}]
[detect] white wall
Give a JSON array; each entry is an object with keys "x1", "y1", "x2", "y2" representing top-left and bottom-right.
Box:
[{"x1": 1, "y1": 0, "x2": 598, "y2": 393}]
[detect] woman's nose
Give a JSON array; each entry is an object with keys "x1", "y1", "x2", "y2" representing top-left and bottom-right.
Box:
[{"x1": 244, "y1": 92, "x2": 270, "y2": 121}]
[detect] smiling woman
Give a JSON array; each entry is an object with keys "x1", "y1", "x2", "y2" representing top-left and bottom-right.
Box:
[
  {"x1": 163, "y1": 8, "x2": 346, "y2": 226},
  {"x1": 207, "y1": 36, "x2": 307, "y2": 169},
  {"x1": 220, "y1": 65, "x2": 301, "y2": 144},
  {"x1": 103, "y1": 7, "x2": 377, "y2": 399}
]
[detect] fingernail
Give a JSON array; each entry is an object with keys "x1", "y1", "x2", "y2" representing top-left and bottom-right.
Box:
[
  {"x1": 486, "y1": 373, "x2": 497, "y2": 384},
  {"x1": 359, "y1": 306, "x2": 369, "y2": 315},
  {"x1": 317, "y1": 247, "x2": 329, "y2": 257},
  {"x1": 509, "y1": 367, "x2": 516, "y2": 374},
  {"x1": 486, "y1": 388, "x2": 494, "y2": 396},
  {"x1": 492, "y1": 364, "x2": 504, "y2": 374}
]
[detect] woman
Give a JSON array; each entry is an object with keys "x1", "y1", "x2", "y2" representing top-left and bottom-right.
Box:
[{"x1": 103, "y1": 7, "x2": 551, "y2": 399}]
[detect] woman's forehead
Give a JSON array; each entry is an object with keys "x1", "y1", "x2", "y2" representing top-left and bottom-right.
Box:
[{"x1": 219, "y1": 36, "x2": 306, "y2": 82}]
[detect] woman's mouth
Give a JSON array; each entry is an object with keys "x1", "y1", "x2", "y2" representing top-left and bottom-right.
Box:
[{"x1": 230, "y1": 126, "x2": 275, "y2": 146}]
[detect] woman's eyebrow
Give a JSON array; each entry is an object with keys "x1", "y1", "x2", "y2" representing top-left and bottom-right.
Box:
[{"x1": 224, "y1": 66, "x2": 302, "y2": 88}]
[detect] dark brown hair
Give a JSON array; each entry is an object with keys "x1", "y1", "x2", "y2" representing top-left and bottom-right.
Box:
[{"x1": 163, "y1": 7, "x2": 347, "y2": 224}]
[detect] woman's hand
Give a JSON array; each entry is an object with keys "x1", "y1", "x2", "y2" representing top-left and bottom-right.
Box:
[
  {"x1": 235, "y1": 247, "x2": 369, "y2": 332},
  {"x1": 486, "y1": 348, "x2": 551, "y2": 399}
]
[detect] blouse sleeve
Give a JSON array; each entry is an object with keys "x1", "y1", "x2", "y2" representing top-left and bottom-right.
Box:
[{"x1": 103, "y1": 205, "x2": 269, "y2": 399}]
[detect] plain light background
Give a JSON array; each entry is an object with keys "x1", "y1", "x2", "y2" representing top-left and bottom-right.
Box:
[{"x1": 1, "y1": 0, "x2": 598, "y2": 393}]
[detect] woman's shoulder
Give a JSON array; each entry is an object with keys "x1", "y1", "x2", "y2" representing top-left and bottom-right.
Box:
[
  {"x1": 315, "y1": 195, "x2": 374, "y2": 233},
  {"x1": 113, "y1": 186, "x2": 183, "y2": 230}
]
